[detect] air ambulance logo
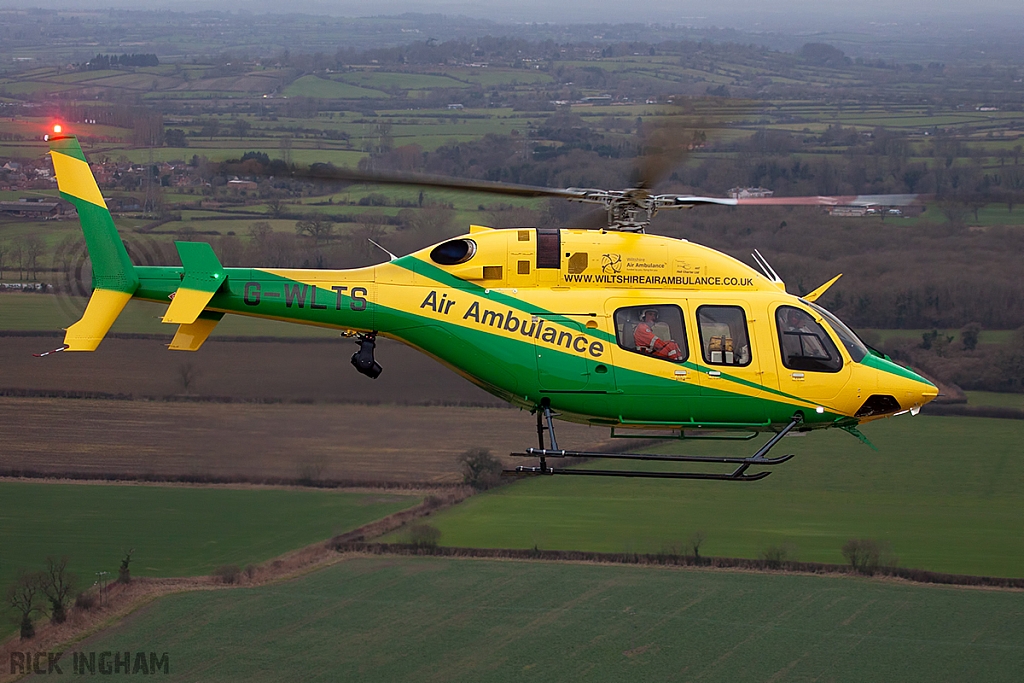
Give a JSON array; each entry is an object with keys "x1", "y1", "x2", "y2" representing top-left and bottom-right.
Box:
[{"x1": 601, "y1": 253, "x2": 622, "y2": 274}]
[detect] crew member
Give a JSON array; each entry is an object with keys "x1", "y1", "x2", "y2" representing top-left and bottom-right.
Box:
[
  {"x1": 781, "y1": 307, "x2": 827, "y2": 362},
  {"x1": 634, "y1": 308, "x2": 684, "y2": 360}
]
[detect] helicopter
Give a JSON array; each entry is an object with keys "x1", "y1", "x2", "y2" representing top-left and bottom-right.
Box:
[{"x1": 38, "y1": 125, "x2": 938, "y2": 482}]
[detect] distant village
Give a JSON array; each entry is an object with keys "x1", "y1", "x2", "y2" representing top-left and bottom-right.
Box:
[{"x1": 0, "y1": 155, "x2": 265, "y2": 221}]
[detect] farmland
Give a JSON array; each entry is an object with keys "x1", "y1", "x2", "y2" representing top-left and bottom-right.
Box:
[
  {"x1": 0, "y1": 482, "x2": 418, "y2": 638},
  {"x1": 0, "y1": 397, "x2": 614, "y2": 484},
  {"x1": 2, "y1": 9, "x2": 1024, "y2": 676},
  {"x1": 76, "y1": 556, "x2": 1024, "y2": 682},
  {"x1": 420, "y1": 415, "x2": 1024, "y2": 578}
]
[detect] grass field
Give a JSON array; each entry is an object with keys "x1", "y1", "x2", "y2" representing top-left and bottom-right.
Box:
[
  {"x1": 77, "y1": 556, "x2": 1024, "y2": 682},
  {"x1": 0, "y1": 483, "x2": 418, "y2": 637},
  {"x1": 417, "y1": 416, "x2": 1024, "y2": 578},
  {"x1": 282, "y1": 75, "x2": 387, "y2": 99},
  {"x1": 335, "y1": 71, "x2": 470, "y2": 91},
  {"x1": 966, "y1": 391, "x2": 1024, "y2": 409}
]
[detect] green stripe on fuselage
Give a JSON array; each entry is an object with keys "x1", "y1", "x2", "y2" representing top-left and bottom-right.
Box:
[
  {"x1": 394, "y1": 256, "x2": 618, "y2": 344},
  {"x1": 397, "y1": 255, "x2": 813, "y2": 407},
  {"x1": 131, "y1": 265, "x2": 833, "y2": 428},
  {"x1": 861, "y1": 354, "x2": 935, "y2": 386}
]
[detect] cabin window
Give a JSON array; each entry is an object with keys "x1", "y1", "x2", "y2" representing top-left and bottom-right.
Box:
[
  {"x1": 776, "y1": 306, "x2": 843, "y2": 372},
  {"x1": 697, "y1": 306, "x2": 752, "y2": 366},
  {"x1": 614, "y1": 305, "x2": 687, "y2": 363}
]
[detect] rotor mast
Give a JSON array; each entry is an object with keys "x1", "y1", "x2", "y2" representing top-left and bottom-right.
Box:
[{"x1": 566, "y1": 188, "x2": 739, "y2": 232}]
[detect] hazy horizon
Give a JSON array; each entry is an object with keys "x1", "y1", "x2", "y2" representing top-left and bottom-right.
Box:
[{"x1": 3, "y1": 0, "x2": 1024, "y2": 32}]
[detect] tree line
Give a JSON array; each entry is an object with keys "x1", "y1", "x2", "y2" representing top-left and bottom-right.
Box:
[{"x1": 80, "y1": 53, "x2": 159, "y2": 70}]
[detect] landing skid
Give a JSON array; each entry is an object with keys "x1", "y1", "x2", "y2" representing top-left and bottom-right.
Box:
[{"x1": 507, "y1": 404, "x2": 802, "y2": 482}]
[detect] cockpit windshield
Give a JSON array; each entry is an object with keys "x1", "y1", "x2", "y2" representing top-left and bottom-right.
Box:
[{"x1": 803, "y1": 300, "x2": 869, "y2": 363}]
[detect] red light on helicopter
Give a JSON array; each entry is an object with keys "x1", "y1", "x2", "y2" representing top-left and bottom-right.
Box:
[{"x1": 53, "y1": 124, "x2": 62, "y2": 134}]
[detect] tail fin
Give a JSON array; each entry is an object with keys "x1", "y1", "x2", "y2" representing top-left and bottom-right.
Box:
[{"x1": 49, "y1": 134, "x2": 139, "y2": 351}]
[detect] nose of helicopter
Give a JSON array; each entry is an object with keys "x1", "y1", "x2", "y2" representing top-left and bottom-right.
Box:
[
  {"x1": 899, "y1": 375, "x2": 939, "y2": 414},
  {"x1": 856, "y1": 355, "x2": 938, "y2": 419}
]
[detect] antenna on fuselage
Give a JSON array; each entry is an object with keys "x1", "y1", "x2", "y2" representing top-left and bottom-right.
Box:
[
  {"x1": 751, "y1": 249, "x2": 783, "y2": 285},
  {"x1": 368, "y1": 239, "x2": 397, "y2": 262}
]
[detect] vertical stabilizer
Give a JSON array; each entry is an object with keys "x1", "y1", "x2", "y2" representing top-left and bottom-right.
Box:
[{"x1": 49, "y1": 134, "x2": 139, "y2": 350}]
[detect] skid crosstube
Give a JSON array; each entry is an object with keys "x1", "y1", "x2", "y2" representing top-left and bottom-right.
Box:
[
  {"x1": 507, "y1": 410, "x2": 803, "y2": 482},
  {"x1": 507, "y1": 466, "x2": 773, "y2": 482}
]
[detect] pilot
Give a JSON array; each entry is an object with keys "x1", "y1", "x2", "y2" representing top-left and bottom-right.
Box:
[
  {"x1": 633, "y1": 308, "x2": 684, "y2": 361},
  {"x1": 781, "y1": 307, "x2": 826, "y2": 360}
]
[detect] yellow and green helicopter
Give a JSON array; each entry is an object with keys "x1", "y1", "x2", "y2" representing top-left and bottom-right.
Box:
[{"x1": 40, "y1": 125, "x2": 937, "y2": 481}]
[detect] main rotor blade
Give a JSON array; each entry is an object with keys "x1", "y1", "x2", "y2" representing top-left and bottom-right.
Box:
[
  {"x1": 290, "y1": 166, "x2": 586, "y2": 200},
  {"x1": 635, "y1": 119, "x2": 703, "y2": 191},
  {"x1": 634, "y1": 98, "x2": 754, "y2": 191},
  {"x1": 662, "y1": 193, "x2": 923, "y2": 209},
  {"x1": 732, "y1": 193, "x2": 922, "y2": 207}
]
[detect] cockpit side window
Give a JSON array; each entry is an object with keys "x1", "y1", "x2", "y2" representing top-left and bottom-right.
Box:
[
  {"x1": 776, "y1": 306, "x2": 843, "y2": 372},
  {"x1": 804, "y1": 301, "x2": 869, "y2": 363}
]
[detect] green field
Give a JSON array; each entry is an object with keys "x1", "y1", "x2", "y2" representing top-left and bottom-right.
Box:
[
  {"x1": 966, "y1": 391, "x2": 1024, "y2": 409},
  {"x1": 415, "y1": 416, "x2": 1024, "y2": 578},
  {"x1": 78, "y1": 556, "x2": 1024, "y2": 682},
  {"x1": 0, "y1": 482, "x2": 418, "y2": 635},
  {"x1": 335, "y1": 71, "x2": 470, "y2": 90},
  {"x1": 282, "y1": 75, "x2": 387, "y2": 99}
]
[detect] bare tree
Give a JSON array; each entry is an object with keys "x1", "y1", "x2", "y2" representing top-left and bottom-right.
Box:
[
  {"x1": 938, "y1": 199, "x2": 969, "y2": 227},
  {"x1": 200, "y1": 118, "x2": 219, "y2": 141},
  {"x1": 10, "y1": 241, "x2": 23, "y2": 280},
  {"x1": 295, "y1": 214, "x2": 333, "y2": 248},
  {"x1": 178, "y1": 361, "x2": 200, "y2": 395},
  {"x1": 298, "y1": 454, "x2": 330, "y2": 484},
  {"x1": 407, "y1": 523, "x2": 441, "y2": 548},
  {"x1": 960, "y1": 322, "x2": 982, "y2": 351},
  {"x1": 118, "y1": 549, "x2": 134, "y2": 584},
  {"x1": 458, "y1": 447, "x2": 503, "y2": 490},
  {"x1": 351, "y1": 214, "x2": 389, "y2": 262},
  {"x1": 54, "y1": 235, "x2": 84, "y2": 289},
  {"x1": 759, "y1": 542, "x2": 797, "y2": 569},
  {"x1": 131, "y1": 110, "x2": 164, "y2": 147},
  {"x1": 841, "y1": 538, "x2": 896, "y2": 575},
  {"x1": 0, "y1": 240, "x2": 7, "y2": 279},
  {"x1": 6, "y1": 571, "x2": 40, "y2": 639},
  {"x1": 23, "y1": 235, "x2": 45, "y2": 281},
  {"x1": 279, "y1": 135, "x2": 293, "y2": 165},
  {"x1": 688, "y1": 531, "x2": 707, "y2": 564},
  {"x1": 38, "y1": 556, "x2": 77, "y2": 624}
]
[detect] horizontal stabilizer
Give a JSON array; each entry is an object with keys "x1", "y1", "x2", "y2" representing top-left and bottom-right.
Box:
[
  {"x1": 169, "y1": 311, "x2": 224, "y2": 351},
  {"x1": 163, "y1": 241, "x2": 226, "y2": 325}
]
